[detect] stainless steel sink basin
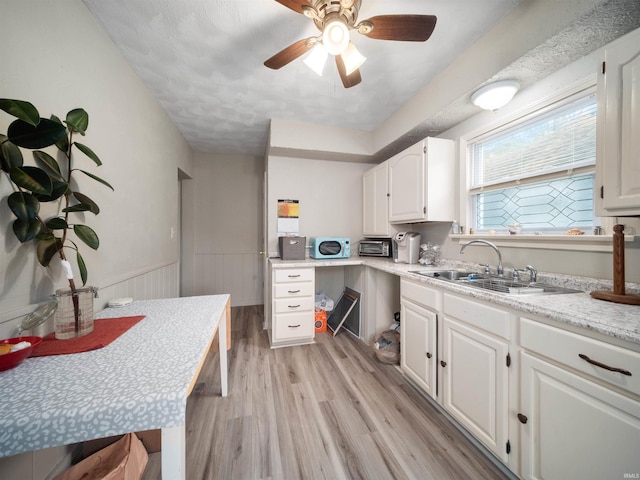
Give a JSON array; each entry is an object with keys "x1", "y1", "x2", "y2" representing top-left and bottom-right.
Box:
[
  {"x1": 410, "y1": 270, "x2": 582, "y2": 295},
  {"x1": 411, "y1": 270, "x2": 477, "y2": 280}
]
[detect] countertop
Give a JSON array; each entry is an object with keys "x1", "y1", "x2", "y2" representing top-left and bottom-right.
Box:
[{"x1": 270, "y1": 257, "x2": 640, "y2": 346}]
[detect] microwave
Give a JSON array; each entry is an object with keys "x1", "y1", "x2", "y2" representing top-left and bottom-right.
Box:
[
  {"x1": 309, "y1": 237, "x2": 351, "y2": 259},
  {"x1": 359, "y1": 238, "x2": 393, "y2": 257}
]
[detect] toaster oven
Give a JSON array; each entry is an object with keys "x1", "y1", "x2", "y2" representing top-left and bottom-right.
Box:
[
  {"x1": 309, "y1": 237, "x2": 351, "y2": 259},
  {"x1": 358, "y1": 238, "x2": 392, "y2": 257}
]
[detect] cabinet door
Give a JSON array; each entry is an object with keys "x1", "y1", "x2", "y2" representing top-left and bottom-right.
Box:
[
  {"x1": 363, "y1": 162, "x2": 390, "y2": 236},
  {"x1": 388, "y1": 142, "x2": 426, "y2": 223},
  {"x1": 596, "y1": 27, "x2": 640, "y2": 216},
  {"x1": 401, "y1": 300, "x2": 437, "y2": 398},
  {"x1": 441, "y1": 316, "x2": 510, "y2": 461},
  {"x1": 520, "y1": 352, "x2": 640, "y2": 480}
]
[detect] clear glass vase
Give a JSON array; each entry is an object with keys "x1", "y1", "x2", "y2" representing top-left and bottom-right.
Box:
[{"x1": 54, "y1": 287, "x2": 97, "y2": 340}]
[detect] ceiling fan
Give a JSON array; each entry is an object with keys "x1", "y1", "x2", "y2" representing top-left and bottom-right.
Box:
[{"x1": 264, "y1": 0, "x2": 437, "y2": 88}]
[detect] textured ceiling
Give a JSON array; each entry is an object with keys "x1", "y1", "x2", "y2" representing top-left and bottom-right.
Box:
[{"x1": 82, "y1": 0, "x2": 640, "y2": 159}]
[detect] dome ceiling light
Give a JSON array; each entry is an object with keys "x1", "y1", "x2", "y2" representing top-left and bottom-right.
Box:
[{"x1": 471, "y1": 80, "x2": 520, "y2": 110}]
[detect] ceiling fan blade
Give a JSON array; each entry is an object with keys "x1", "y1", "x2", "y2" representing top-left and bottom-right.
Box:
[
  {"x1": 274, "y1": 0, "x2": 310, "y2": 14},
  {"x1": 336, "y1": 55, "x2": 362, "y2": 88},
  {"x1": 264, "y1": 38, "x2": 315, "y2": 69},
  {"x1": 358, "y1": 15, "x2": 437, "y2": 41}
]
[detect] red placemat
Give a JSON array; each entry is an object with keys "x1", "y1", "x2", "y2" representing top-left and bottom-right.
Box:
[{"x1": 31, "y1": 315, "x2": 145, "y2": 357}]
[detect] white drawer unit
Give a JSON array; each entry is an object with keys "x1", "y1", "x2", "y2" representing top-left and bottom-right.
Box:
[
  {"x1": 519, "y1": 316, "x2": 640, "y2": 480},
  {"x1": 271, "y1": 267, "x2": 315, "y2": 347}
]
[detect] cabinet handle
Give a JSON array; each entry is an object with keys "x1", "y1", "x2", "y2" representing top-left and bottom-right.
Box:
[
  {"x1": 288, "y1": 274, "x2": 301, "y2": 278},
  {"x1": 426, "y1": 352, "x2": 432, "y2": 359},
  {"x1": 440, "y1": 360, "x2": 447, "y2": 367},
  {"x1": 288, "y1": 324, "x2": 301, "y2": 328},
  {"x1": 288, "y1": 289, "x2": 301, "y2": 294},
  {"x1": 517, "y1": 413, "x2": 528, "y2": 424},
  {"x1": 288, "y1": 304, "x2": 301, "y2": 309},
  {"x1": 578, "y1": 353, "x2": 632, "y2": 376}
]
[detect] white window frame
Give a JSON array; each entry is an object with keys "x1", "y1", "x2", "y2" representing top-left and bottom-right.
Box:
[{"x1": 456, "y1": 75, "x2": 630, "y2": 252}]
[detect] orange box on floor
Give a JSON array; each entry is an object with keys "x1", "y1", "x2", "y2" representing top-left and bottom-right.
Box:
[{"x1": 315, "y1": 308, "x2": 327, "y2": 332}]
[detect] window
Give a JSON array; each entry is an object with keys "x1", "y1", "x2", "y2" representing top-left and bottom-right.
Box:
[{"x1": 468, "y1": 91, "x2": 597, "y2": 234}]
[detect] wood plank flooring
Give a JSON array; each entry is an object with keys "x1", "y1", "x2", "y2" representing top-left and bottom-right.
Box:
[{"x1": 142, "y1": 305, "x2": 510, "y2": 479}]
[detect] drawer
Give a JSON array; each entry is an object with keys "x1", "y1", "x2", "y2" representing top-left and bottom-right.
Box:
[
  {"x1": 273, "y1": 313, "x2": 314, "y2": 341},
  {"x1": 273, "y1": 268, "x2": 314, "y2": 283},
  {"x1": 401, "y1": 278, "x2": 440, "y2": 310},
  {"x1": 521, "y1": 317, "x2": 640, "y2": 397},
  {"x1": 274, "y1": 296, "x2": 315, "y2": 314},
  {"x1": 443, "y1": 293, "x2": 511, "y2": 340},
  {"x1": 273, "y1": 282, "x2": 314, "y2": 299}
]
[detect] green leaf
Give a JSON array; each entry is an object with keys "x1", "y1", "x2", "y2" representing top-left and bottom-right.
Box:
[
  {"x1": 77, "y1": 251, "x2": 88, "y2": 286},
  {"x1": 33, "y1": 150, "x2": 62, "y2": 178},
  {"x1": 8, "y1": 192, "x2": 40, "y2": 221},
  {"x1": 0, "y1": 99, "x2": 40, "y2": 126},
  {"x1": 12, "y1": 218, "x2": 41, "y2": 242},
  {"x1": 36, "y1": 236, "x2": 62, "y2": 267},
  {"x1": 1, "y1": 139, "x2": 23, "y2": 171},
  {"x1": 7, "y1": 118, "x2": 66, "y2": 149},
  {"x1": 33, "y1": 180, "x2": 68, "y2": 202},
  {"x1": 66, "y1": 108, "x2": 88, "y2": 135},
  {"x1": 76, "y1": 169, "x2": 114, "y2": 190},
  {"x1": 74, "y1": 224, "x2": 99, "y2": 250},
  {"x1": 63, "y1": 204, "x2": 92, "y2": 213},
  {"x1": 50, "y1": 115, "x2": 70, "y2": 153},
  {"x1": 46, "y1": 217, "x2": 68, "y2": 230},
  {"x1": 9, "y1": 166, "x2": 53, "y2": 195},
  {"x1": 73, "y1": 142, "x2": 102, "y2": 166},
  {"x1": 71, "y1": 192, "x2": 100, "y2": 214}
]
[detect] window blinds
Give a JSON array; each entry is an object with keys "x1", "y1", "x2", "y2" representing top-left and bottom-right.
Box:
[{"x1": 470, "y1": 93, "x2": 597, "y2": 189}]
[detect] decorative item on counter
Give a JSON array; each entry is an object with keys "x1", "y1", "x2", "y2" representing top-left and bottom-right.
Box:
[
  {"x1": 0, "y1": 99, "x2": 113, "y2": 340},
  {"x1": 451, "y1": 220, "x2": 459, "y2": 234},
  {"x1": 563, "y1": 228, "x2": 585, "y2": 235},
  {"x1": 507, "y1": 223, "x2": 522, "y2": 235},
  {"x1": 0, "y1": 336, "x2": 42, "y2": 372},
  {"x1": 419, "y1": 243, "x2": 441, "y2": 265},
  {"x1": 591, "y1": 224, "x2": 640, "y2": 305}
]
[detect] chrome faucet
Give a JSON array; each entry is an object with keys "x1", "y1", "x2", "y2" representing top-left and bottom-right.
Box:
[{"x1": 460, "y1": 239, "x2": 504, "y2": 276}]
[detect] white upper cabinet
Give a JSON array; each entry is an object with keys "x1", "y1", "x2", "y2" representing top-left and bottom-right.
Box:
[
  {"x1": 362, "y1": 161, "x2": 391, "y2": 237},
  {"x1": 388, "y1": 137, "x2": 455, "y2": 223},
  {"x1": 596, "y1": 27, "x2": 640, "y2": 216}
]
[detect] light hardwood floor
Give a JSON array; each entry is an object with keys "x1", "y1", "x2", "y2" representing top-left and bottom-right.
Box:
[{"x1": 142, "y1": 305, "x2": 510, "y2": 479}]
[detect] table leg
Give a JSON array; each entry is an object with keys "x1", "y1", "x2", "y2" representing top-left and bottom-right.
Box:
[
  {"x1": 161, "y1": 425, "x2": 186, "y2": 480},
  {"x1": 219, "y1": 298, "x2": 229, "y2": 397}
]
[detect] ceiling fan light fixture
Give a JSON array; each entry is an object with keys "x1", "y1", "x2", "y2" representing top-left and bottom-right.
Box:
[
  {"x1": 341, "y1": 42, "x2": 366, "y2": 76},
  {"x1": 303, "y1": 43, "x2": 328, "y2": 76},
  {"x1": 323, "y1": 19, "x2": 350, "y2": 55},
  {"x1": 471, "y1": 80, "x2": 520, "y2": 110}
]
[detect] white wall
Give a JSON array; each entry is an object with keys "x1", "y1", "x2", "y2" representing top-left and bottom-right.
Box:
[
  {"x1": 266, "y1": 156, "x2": 375, "y2": 255},
  {"x1": 0, "y1": 1, "x2": 192, "y2": 477},
  {"x1": 182, "y1": 153, "x2": 264, "y2": 306}
]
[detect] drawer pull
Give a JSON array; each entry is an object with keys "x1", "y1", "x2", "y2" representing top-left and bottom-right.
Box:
[
  {"x1": 426, "y1": 352, "x2": 432, "y2": 359},
  {"x1": 517, "y1": 413, "x2": 528, "y2": 424},
  {"x1": 288, "y1": 274, "x2": 301, "y2": 278},
  {"x1": 578, "y1": 353, "x2": 632, "y2": 376},
  {"x1": 288, "y1": 289, "x2": 301, "y2": 294},
  {"x1": 440, "y1": 360, "x2": 447, "y2": 367},
  {"x1": 288, "y1": 304, "x2": 301, "y2": 309},
  {"x1": 288, "y1": 324, "x2": 301, "y2": 328}
]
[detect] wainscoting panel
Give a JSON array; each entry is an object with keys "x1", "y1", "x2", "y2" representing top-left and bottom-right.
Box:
[{"x1": 192, "y1": 253, "x2": 263, "y2": 306}]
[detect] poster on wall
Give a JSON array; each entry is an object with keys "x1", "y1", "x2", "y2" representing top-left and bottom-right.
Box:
[{"x1": 277, "y1": 199, "x2": 299, "y2": 236}]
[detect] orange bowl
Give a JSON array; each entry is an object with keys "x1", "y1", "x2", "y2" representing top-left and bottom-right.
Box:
[{"x1": 0, "y1": 336, "x2": 42, "y2": 372}]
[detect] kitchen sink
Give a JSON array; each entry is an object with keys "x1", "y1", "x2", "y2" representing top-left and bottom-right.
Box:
[{"x1": 410, "y1": 270, "x2": 582, "y2": 295}]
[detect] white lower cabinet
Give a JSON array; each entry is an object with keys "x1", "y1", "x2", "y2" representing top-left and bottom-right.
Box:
[
  {"x1": 519, "y1": 317, "x2": 640, "y2": 480},
  {"x1": 271, "y1": 267, "x2": 315, "y2": 347},
  {"x1": 440, "y1": 293, "x2": 511, "y2": 463},
  {"x1": 400, "y1": 279, "x2": 439, "y2": 398}
]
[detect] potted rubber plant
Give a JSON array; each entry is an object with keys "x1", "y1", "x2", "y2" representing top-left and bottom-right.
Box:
[{"x1": 0, "y1": 99, "x2": 113, "y2": 339}]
